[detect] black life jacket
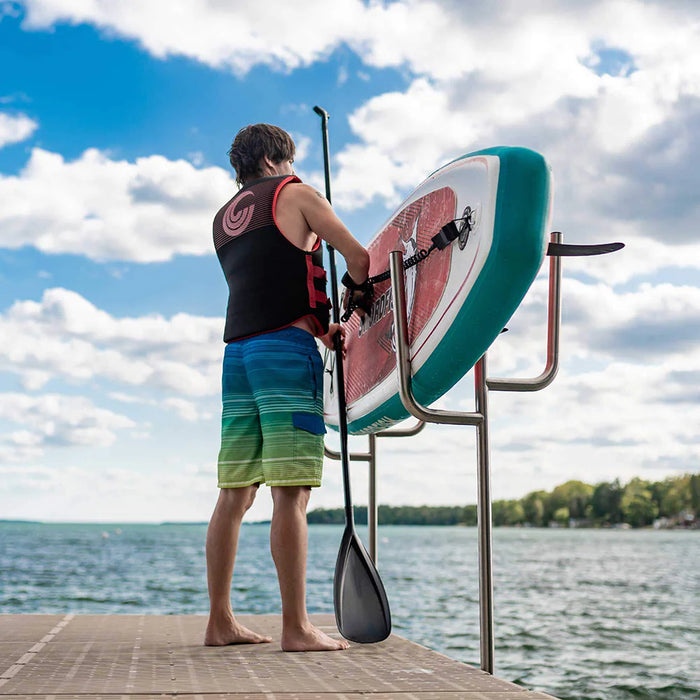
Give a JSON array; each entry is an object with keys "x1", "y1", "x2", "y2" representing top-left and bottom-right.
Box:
[{"x1": 213, "y1": 175, "x2": 330, "y2": 342}]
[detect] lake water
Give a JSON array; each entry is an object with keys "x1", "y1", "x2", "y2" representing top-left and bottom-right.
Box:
[{"x1": 1, "y1": 523, "x2": 698, "y2": 699}]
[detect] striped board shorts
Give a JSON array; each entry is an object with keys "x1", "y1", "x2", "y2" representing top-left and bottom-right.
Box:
[{"x1": 217, "y1": 326, "x2": 326, "y2": 488}]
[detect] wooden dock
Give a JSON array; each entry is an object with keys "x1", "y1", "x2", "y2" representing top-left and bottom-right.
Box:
[{"x1": 0, "y1": 614, "x2": 559, "y2": 699}]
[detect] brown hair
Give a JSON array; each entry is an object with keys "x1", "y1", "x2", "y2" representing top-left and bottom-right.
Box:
[{"x1": 228, "y1": 124, "x2": 295, "y2": 186}]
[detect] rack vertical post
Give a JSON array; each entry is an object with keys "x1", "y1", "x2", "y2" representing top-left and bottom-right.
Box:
[{"x1": 388, "y1": 232, "x2": 563, "y2": 674}]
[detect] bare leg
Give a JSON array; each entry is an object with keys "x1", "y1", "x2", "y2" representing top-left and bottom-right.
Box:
[
  {"x1": 204, "y1": 485, "x2": 272, "y2": 646},
  {"x1": 270, "y1": 486, "x2": 349, "y2": 651}
]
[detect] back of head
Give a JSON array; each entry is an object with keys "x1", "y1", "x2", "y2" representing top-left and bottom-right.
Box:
[{"x1": 228, "y1": 124, "x2": 296, "y2": 186}]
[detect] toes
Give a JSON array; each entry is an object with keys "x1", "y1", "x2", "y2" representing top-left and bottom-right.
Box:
[{"x1": 280, "y1": 626, "x2": 350, "y2": 651}]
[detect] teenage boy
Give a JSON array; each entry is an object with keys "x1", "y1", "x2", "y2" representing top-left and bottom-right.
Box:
[{"x1": 205, "y1": 123, "x2": 370, "y2": 651}]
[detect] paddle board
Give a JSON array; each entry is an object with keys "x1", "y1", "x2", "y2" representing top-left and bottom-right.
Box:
[{"x1": 323, "y1": 146, "x2": 552, "y2": 435}]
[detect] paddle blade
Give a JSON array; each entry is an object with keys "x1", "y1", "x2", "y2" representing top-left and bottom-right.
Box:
[{"x1": 334, "y1": 528, "x2": 391, "y2": 643}]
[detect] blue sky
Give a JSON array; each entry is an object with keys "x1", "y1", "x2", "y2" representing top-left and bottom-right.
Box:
[
  {"x1": 0, "y1": 8, "x2": 402, "y2": 314},
  {"x1": 1, "y1": 0, "x2": 699, "y2": 523}
]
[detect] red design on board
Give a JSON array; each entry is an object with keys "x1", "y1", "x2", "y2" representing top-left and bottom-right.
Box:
[{"x1": 344, "y1": 187, "x2": 455, "y2": 405}]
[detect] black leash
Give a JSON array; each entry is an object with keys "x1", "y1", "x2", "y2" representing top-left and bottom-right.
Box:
[{"x1": 340, "y1": 213, "x2": 472, "y2": 322}]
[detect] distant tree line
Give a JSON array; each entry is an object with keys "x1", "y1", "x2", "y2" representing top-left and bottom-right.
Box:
[
  {"x1": 307, "y1": 504, "x2": 478, "y2": 526},
  {"x1": 493, "y1": 473, "x2": 699, "y2": 527},
  {"x1": 307, "y1": 473, "x2": 699, "y2": 528}
]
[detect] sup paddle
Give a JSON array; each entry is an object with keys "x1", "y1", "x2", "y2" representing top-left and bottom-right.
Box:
[{"x1": 313, "y1": 105, "x2": 391, "y2": 644}]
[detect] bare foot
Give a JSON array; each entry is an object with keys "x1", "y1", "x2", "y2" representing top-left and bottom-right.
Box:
[
  {"x1": 281, "y1": 623, "x2": 350, "y2": 652},
  {"x1": 204, "y1": 617, "x2": 272, "y2": 646}
]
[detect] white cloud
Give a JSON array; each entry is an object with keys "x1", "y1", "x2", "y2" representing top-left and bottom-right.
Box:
[
  {"x1": 163, "y1": 397, "x2": 210, "y2": 422},
  {"x1": 333, "y1": 79, "x2": 477, "y2": 209},
  {"x1": 14, "y1": 1, "x2": 700, "y2": 134},
  {"x1": 14, "y1": 0, "x2": 663, "y2": 89},
  {"x1": 333, "y1": 67, "x2": 700, "y2": 234},
  {"x1": 374, "y1": 272, "x2": 700, "y2": 499},
  {"x1": 5, "y1": 0, "x2": 700, "y2": 520},
  {"x1": 0, "y1": 288, "x2": 221, "y2": 484},
  {"x1": 0, "y1": 462, "x2": 218, "y2": 522},
  {"x1": 109, "y1": 392, "x2": 211, "y2": 422},
  {"x1": 3, "y1": 276, "x2": 696, "y2": 514},
  {"x1": 10, "y1": 2, "x2": 700, "y2": 276},
  {"x1": 349, "y1": 355, "x2": 700, "y2": 507},
  {"x1": 0, "y1": 287, "x2": 223, "y2": 395},
  {"x1": 0, "y1": 147, "x2": 234, "y2": 261},
  {"x1": 0, "y1": 111, "x2": 37, "y2": 148},
  {"x1": 19, "y1": 0, "x2": 367, "y2": 74},
  {"x1": 489, "y1": 274, "x2": 700, "y2": 370},
  {"x1": 320, "y1": 1, "x2": 700, "y2": 280},
  {"x1": 547, "y1": 276, "x2": 699, "y2": 356},
  {"x1": 0, "y1": 443, "x2": 44, "y2": 463},
  {"x1": 307, "y1": 268, "x2": 700, "y2": 510},
  {"x1": 562, "y1": 280, "x2": 700, "y2": 360},
  {"x1": 0, "y1": 392, "x2": 136, "y2": 454},
  {"x1": 0, "y1": 91, "x2": 32, "y2": 105},
  {"x1": 187, "y1": 150, "x2": 205, "y2": 167}
]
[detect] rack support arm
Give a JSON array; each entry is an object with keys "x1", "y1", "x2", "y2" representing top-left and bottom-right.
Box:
[
  {"x1": 389, "y1": 251, "x2": 484, "y2": 426},
  {"x1": 487, "y1": 231, "x2": 562, "y2": 392}
]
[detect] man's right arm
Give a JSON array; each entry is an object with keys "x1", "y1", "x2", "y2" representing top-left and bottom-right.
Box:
[{"x1": 295, "y1": 184, "x2": 370, "y2": 284}]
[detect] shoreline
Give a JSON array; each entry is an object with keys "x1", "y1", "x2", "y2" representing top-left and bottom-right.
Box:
[{"x1": 2, "y1": 519, "x2": 697, "y2": 530}]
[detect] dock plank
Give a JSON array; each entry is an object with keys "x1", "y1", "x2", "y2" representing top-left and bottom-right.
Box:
[{"x1": 0, "y1": 614, "x2": 559, "y2": 698}]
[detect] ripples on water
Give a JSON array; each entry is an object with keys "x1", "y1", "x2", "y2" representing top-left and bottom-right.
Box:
[{"x1": 1, "y1": 523, "x2": 698, "y2": 700}]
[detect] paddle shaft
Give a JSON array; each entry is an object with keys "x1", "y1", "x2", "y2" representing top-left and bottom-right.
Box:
[{"x1": 313, "y1": 106, "x2": 354, "y2": 526}]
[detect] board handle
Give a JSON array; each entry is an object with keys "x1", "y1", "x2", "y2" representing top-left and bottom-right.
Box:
[{"x1": 547, "y1": 240, "x2": 624, "y2": 256}]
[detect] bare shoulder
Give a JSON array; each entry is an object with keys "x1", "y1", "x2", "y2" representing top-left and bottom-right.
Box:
[
  {"x1": 278, "y1": 182, "x2": 328, "y2": 206},
  {"x1": 277, "y1": 179, "x2": 357, "y2": 253}
]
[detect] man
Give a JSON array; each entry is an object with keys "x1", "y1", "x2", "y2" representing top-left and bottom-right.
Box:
[{"x1": 205, "y1": 124, "x2": 370, "y2": 651}]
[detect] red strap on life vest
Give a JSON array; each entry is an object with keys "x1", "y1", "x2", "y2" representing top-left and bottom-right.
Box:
[
  {"x1": 306, "y1": 256, "x2": 329, "y2": 309},
  {"x1": 305, "y1": 257, "x2": 316, "y2": 307},
  {"x1": 313, "y1": 289, "x2": 329, "y2": 305}
]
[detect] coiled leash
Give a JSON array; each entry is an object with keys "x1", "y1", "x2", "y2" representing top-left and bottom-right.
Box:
[{"x1": 340, "y1": 212, "x2": 473, "y2": 322}]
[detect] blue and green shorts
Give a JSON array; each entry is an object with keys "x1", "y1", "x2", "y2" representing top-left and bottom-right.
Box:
[{"x1": 217, "y1": 327, "x2": 326, "y2": 488}]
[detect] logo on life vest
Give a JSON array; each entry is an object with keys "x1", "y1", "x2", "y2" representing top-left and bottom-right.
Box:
[{"x1": 223, "y1": 191, "x2": 255, "y2": 237}]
